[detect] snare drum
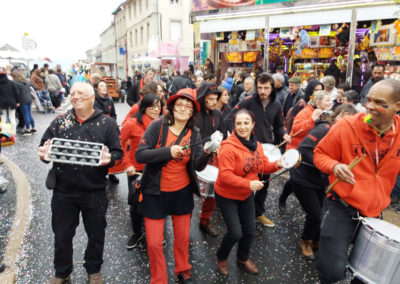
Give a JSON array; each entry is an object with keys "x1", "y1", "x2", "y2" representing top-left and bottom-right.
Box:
[
  {"x1": 348, "y1": 217, "x2": 400, "y2": 284},
  {"x1": 196, "y1": 165, "x2": 219, "y2": 198},
  {"x1": 262, "y1": 143, "x2": 282, "y2": 162},
  {"x1": 281, "y1": 149, "x2": 302, "y2": 169}
]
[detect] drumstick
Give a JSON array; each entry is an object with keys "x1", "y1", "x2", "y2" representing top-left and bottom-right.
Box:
[
  {"x1": 270, "y1": 129, "x2": 303, "y2": 152},
  {"x1": 266, "y1": 168, "x2": 290, "y2": 182},
  {"x1": 326, "y1": 154, "x2": 366, "y2": 193},
  {"x1": 183, "y1": 137, "x2": 211, "y2": 149}
]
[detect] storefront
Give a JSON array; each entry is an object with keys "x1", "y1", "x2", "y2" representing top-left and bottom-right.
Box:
[{"x1": 191, "y1": 0, "x2": 396, "y2": 85}]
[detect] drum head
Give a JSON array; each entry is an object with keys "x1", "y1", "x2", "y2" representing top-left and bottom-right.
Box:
[
  {"x1": 196, "y1": 165, "x2": 219, "y2": 183},
  {"x1": 362, "y1": 218, "x2": 400, "y2": 243},
  {"x1": 262, "y1": 143, "x2": 282, "y2": 162},
  {"x1": 281, "y1": 149, "x2": 301, "y2": 169}
]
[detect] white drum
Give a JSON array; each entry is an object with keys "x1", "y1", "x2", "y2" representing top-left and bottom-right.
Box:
[
  {"x1": 196, "y1": 165, "x2": 219, "y2": 198},
  {"x1": 348, "y1": 217, "x2": 400, "y2": 284},
  {"x1": 281, "y1": 149, "x2": 301, "y2": 169},
  {"x1": 262, "y1": 143, "x2": 282, "y2": 162}
]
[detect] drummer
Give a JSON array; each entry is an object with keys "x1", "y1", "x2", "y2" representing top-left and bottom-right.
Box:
[
  {"x1": 214, "y1": 109, "x2": 282, "y2": 276},
  {"x1": 225, "y1": 73, "x2": 291, "y2": 227},
  {"x1": 314, "y1": 79, "x2": 400, "y2": 284},
  {"x1": 196, "y1": 82, "x2": 225, "y2": 237}
]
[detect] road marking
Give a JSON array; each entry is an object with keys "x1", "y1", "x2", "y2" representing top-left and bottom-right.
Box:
[{"x1": 0, "y1": 156, "x2": 32, "y2": 283}]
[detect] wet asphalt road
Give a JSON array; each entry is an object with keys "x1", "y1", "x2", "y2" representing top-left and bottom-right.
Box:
[{"x1": 3, "y1": 101, "x2": 352, "y2": 284}]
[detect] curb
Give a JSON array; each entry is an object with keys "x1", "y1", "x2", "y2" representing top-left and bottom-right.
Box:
[{"x1": 0, "y1": 156, "x2": 32, "y2": 283}]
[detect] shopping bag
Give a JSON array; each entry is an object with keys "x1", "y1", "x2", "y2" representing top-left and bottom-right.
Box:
[{"x1": 0, "y1": 122, "x2": 16, "y2": 146}]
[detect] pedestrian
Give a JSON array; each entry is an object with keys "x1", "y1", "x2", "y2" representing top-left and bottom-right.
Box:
[
  {"x1": 93, "y1": 80, "x2": 117, "y2": 120},
  {"x1": 291, "y1": 104, "x2": 357, "y2": 259},
  {"x1": 11, "y1": 72, "x2": 36, "y2": 135},
  {"x1": 38, "y1": 82, "x2": 123, "y2": 284},
  {"x1": 168, "y1": 70, "x2": 195, "y2": 96},
  {"x1": 204, "y1": 58, "x2": 214, "y2": 76},
  {"x1": 135, "y1": 88, "x2": 212, "y2": 283},
  {"x1": 121, "y1": 94, "x2": 163, "y2": 249},
  {"x1": 215, "y1": 109, "x2": 282, "y2": 276},
  {"x1": 31, "y1": 69, "x2": 53, "y2": 112},
  {"x1": 127, "y1": 67, "x2": 156, "y2": 106},
  {"x1": 216, "y1": 87, "x2": 231, "y2": 120},
  {"x1": 320, "y1": 75, "x2": 338, "y2": 105},
  {"x1": 282, "y1": 76, "x2": 304, "y2": 118},
  {"x1": 324, "y1": 59, "x2": 341, "y2": 86},
  {"x1": 314, "y1": 79, "x2": 400, "y2": 284},
  {"x1": 225, "y1": 73, "x2": 291, "y2": 227},
  {"x1": 273, "y1": 73, "x2": 289, "y2": 105},
  {"x1": 351, "y1": 58, "x2": 365, "y2": 95},
  {"x1": 0, "y1": 68, "x2": 20, "y2": 133},
  {"x1": 359, "y1": 64, "x2": 385, "y2": 105},
  {"x1": 229, "y1": 71, "x2": 247, "y2": 107},
  {"x1": 342, "y1": 90, "x2": 366, "y2": 113},
  {"x1": 238, "y1": 77, "x2": 255, "y2": 102},
  {"x1": 46, "y1": 69, "x2": 63, "y2": 109},
  {"x1": 196, "y1": 82, "x2": 225, "y2": 237}
]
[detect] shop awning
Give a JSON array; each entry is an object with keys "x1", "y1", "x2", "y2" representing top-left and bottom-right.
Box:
[{"x1": 199, "y1": 16, "x2": 265, "y2": 33}]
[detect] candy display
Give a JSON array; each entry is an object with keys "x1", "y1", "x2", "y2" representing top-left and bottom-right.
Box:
[{"x1": 45, "y1": 138, "x2": 104, "y2": 166}]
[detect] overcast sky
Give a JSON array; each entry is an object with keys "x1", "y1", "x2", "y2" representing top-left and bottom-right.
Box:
[{"x1": 0, "y1": 0, "x2": 122, "y2": 69}]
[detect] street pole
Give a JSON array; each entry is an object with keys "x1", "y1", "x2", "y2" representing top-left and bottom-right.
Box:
[
  {"x1": 346, "y1": 8, "x2": 357, "y2": 86},
  {"x1": 263, "y1": 16, "x2": 270, "y2": 73}
]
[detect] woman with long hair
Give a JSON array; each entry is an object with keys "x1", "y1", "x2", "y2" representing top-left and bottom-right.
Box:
[
  {"x1": 216, "y1": 86, "x2": 231, "y2": 119},
  {"x1": 93, "y1": 80, "x2": 116, "y2": 120},
  {"x1": 214, "y1": 109, "x2": 282, "y2": 276},
  {"x1": 121, "y1": 94, "x2": 163, "y2": 250},
  {"x1": 135, "y1": 88, "x2": 211, "y2": 283}
]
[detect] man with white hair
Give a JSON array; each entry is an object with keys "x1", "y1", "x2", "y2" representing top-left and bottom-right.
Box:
[
  {"x1": 273, "y1": 73, "x2": 289, "y2": 105},
  {"x1": 239, "y1": 77, "x2": 255, "y2": 101},
  {"x1": 38, "y1": 82, "x2": 123, "y2": 284}
]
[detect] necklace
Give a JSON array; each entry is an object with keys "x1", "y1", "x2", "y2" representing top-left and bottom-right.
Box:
[{"x1": 366, "y1": 122, "x2": 393, "y2": 137}]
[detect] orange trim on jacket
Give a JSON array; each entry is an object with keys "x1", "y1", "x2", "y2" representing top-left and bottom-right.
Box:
[
  {"x1": 314, "y1": 113, "x2": 400, "y2": 217},
  {"x1": 287, "y1": 104, "x2": 315, "y2": 150},
  {"x1": 214, "y1": 133, "x2": 280, "y2": 201},
  {"x1": 121, "y1": 114, "x2": 153, "y2": 172}
]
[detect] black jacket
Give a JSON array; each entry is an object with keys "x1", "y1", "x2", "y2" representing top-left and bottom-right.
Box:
[
  {"x1": 40, "y1": 109, "x2": 123, "y2": 193},
  {"x1": 225, "y1": 91, "x2": 286, "y2": 144},
  {"x1": 94, "y1": 93, "x2": 117, "y2": 120},
  {"x1": 229, "y1": 81, "x2": 244, "y2": 107},
  {"x1": 15, "y1": 81, "x2": 32, "y2": 104},
  {"x1": 127, "y1": 79, "x2": 141, "y2": 106},
  {"x1": 135, "y1": 117, "x2": 210, "y2": 196},
  {"x1": 0, "y1": 74, "x2": 19, "y2": 109},
  {"x1": 291, "y1": 119, "x2": 330, "y2": 189},
  {"x1": 282, "y1": 88, "x2": 305, "y2": 117},
  {"x1": 169, "y1": 75, "x2": 194, "y2": 96}
]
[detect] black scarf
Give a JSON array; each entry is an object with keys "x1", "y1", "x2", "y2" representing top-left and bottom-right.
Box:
[{"x1": 235, "y1": 132, "x2": 258, "y2": 152}]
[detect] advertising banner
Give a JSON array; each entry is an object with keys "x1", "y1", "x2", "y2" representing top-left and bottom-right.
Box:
[{"x1": 192, "y1": 0, "x2": 295, "y2": 12}]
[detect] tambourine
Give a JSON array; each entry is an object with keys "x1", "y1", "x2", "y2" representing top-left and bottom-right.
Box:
[
  {"x1": 262, "y1": 143, "x2": 282, "y2": 162},
  {"x1": 281, "y1": 149, "x2": 302, "y2": 169}
]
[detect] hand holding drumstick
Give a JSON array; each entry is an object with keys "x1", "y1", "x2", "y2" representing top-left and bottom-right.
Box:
[{"x1": 271, "y1": 129, "x2": 303, "y2": 152}]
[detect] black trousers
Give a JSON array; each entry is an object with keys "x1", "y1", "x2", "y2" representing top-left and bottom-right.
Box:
[
  {"x1": 51, "y1": 190, "x2": 108, "y2": 278},
  {"x1": 16, "y1": 106, "x2": 25, "y2": 129},
  {"x1": 216, "y1": 193, "x2": 255, "y2": 261},
  {"x1": 292, "y1": 181, "x2": 325, "y2": 241},
  {"x1": 317, "y1": 197, "x2": 360, "y2": 284},
  {"x1": 254, "y1": 175, "x2": 269, "y2": 217},
  {"x1": 127, "y1": 175, "x2": 144, "y2": 236}
]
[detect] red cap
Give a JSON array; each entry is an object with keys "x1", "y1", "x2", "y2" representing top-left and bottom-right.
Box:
[{"x1": 166, "y1": 88, "x2": 200, "y2": 112}]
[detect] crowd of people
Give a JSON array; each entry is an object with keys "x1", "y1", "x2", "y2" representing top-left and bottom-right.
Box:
[{"x1": 24, "y1": 58, "x2": 400, "y2": 284}]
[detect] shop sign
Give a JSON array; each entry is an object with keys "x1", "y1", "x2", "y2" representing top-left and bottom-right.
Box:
[{"x1": 192, "y1": 0, "x2": 295, "y2": 12}]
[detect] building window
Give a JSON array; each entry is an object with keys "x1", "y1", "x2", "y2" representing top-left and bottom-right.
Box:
[
  {"x1": 170, "y1": 0, "x2": 179, "y2": 4},
  {"x1": 147, "y1": 23, "x2": 150, "y2": 42},
  {"x1": 170, "y1": 21, "x2": 181, "y2": 41},
  {"x1": 133, "y1": 1, "x2": 136, "y2": 17},
  {"x1": 135, "y1": 29, "x2": 138, "y2": 46},
  {"x1": 130, "y1": 31, "x2": 133, "y2": 46},
  {"x1": 128, "y1": 4, "x2": 131, "y2": 20},
  {"x1": 146, "y1": 0, "x2": 149, "y2": 9},
  {"x1": 139, "y1": 0, "x2": 142, "y2": 13}
]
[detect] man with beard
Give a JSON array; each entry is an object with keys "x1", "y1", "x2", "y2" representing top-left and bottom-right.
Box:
[
  {"x1": 225, "y1": 73, "x2": 291, "y2": 227},
  {"x1": 359, "y1": 64, "x2": 385, "y2": 105}
]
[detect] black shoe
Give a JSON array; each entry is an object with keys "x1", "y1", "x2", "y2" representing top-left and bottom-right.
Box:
[
  {"x1": 0, "y1": 263, "x2": 5, "y2": 273},
  {"x1": 0, "y1": 187, "x2": 7, "y2": 194},
  {"x1": 278, "y1": 198, "x2": 287, "y2": 213},
  {"x1": 108, "y1": 174, "x2": 119, "y2": 184},
  {"x1": 199, "y1": 222, "x2": 219, "y2": 237},
  {"x1": 126, "y1": 233, "x2": 144, "y2": 250},
  {"x1": 177, "y1": 270, "x2": 192, "y2": 284}
]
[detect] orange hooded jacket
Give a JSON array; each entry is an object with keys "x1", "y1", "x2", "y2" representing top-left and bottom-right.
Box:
[
  {"x1": 214, "y1": 133, "x2": 280, "y2": 201},
  {"x1": 314, "y1": 113, "x2": 400, "y2": 217},
  {"x1": 287, "y1": 104, "x2": 315, "y2": 150}
]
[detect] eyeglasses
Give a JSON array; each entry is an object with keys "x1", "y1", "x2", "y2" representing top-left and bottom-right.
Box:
[
  {"x1": 148, "y1": 104, "x2": 161, "y2": 110},
  {"x1": 174, "y1": 102, "x2": 193, "y2": 110}
]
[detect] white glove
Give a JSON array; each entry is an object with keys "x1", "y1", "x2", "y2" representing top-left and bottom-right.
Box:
[{"x1": 204, "y1": 130, "x2": 223, "y2": 153}]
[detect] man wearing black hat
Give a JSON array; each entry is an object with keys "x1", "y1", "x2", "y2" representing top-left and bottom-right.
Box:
[
  {"x1": 196, "y1": 82, "x2": 225, "y2": 237},
  {"x1": 225, "y1": 73, "x2": 291, "y2": 228}
]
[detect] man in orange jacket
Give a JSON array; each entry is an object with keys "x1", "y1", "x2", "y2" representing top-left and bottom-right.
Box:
[{"x1": 314, "y1": 79, "x2": 400, "y2": 284}]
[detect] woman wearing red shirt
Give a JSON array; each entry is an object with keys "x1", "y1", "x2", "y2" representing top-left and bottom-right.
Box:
[
  {"x1": 135, "y1": 88, "x2": 211, "y2": 284},
  {"x1": 214, "y1": 109, "x2": 282, "y2": 276},
  {"x1": 120, "y1": 94, "x2": 163, "y2": 250}
]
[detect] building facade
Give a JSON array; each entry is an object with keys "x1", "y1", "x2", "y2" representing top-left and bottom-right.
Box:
[
  {"x1": 100, "y1": 23, "x2": 117, "y2": 65},
  {"x1": 114, "y1": 3, "x2": 128, "y2": 79}
]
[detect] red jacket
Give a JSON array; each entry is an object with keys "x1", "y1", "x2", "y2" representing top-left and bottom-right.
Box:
[
  {"x1": 121, "y1": 114, "x2": 153, "y2": 172},
  {"x1": 314, "y1": 113, "x2": 400, "y2": 217},
  {"x1": 122, "y1": 103, "x2": 139, "y2": 126},
  {"x1": 214, "y1": 133, "x2": 280, "y2": 201},
  {"x1": 287, "y1": 104, "x2": 315, "y2": 150}
]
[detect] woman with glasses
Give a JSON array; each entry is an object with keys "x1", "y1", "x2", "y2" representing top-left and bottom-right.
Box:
[
  {"x1": 135, "y1": 88, "x2": 212, "y2": 284},
  {"x1": 120, "y1": 94, "x2": 163, "y2": 250}
]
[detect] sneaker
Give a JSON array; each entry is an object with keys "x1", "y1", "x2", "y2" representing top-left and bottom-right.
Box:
[
  {"x1": 47, "y1": 275, "x2": 71, "y2": 284},
  {"x1": 88, "y1": 272, "x2": 104, "y2": 284},
  {"x1": 177, "y1": 269, "x2": 193, "y2": 284},
  {"x1": 126, "y1": 233, "x2": 144, "y2": 250},
  {"x1": 23, "y1": 130, "x2": 32, "y2": 136},
  {"x1": 199, "y1": 222, "x2": 219, "y2": 237},
  {"x1": 31, "y1": 128, "x2": 37, "y2": 133},
  {"x1": 256, "y1": 215, "x2": 275, "y2": 227},
  {"x1": 300, "y1": 239, "x2": 315, "y2": 260},
  {"x1": 108, "y1": 174, "x2": 119, "y2": 184}
]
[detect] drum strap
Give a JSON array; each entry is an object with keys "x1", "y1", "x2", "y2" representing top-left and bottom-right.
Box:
[{"x1": 330, "y1": 190, "x2": 359, "y2": 217}]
